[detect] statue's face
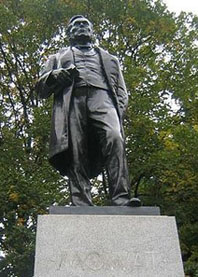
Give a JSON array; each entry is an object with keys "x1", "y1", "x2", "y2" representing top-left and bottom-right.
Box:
[{"x1": 68, "y1": 17, "x2": 93, "y2": 42}]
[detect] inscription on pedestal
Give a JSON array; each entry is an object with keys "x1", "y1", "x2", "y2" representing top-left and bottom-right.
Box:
[
  {"x1": 48, "y1": 249, "x2": 169, "y2": 275},
  {"x1": 57, "y1": 251, "x2": 158, "y2": 273}
]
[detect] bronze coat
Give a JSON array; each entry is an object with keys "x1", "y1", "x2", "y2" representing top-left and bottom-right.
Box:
[{"x1": 36, "y1": 47, "x2": 128, "y2": 177}]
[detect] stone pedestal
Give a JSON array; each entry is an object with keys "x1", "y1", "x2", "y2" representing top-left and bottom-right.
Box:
[{"x1": 34, "y1": 208, "x2": 184, "y2": 277}]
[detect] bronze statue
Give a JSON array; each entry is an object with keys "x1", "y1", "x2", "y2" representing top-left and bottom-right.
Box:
[{"x1": 36, "y1": 15, "x2": 141, "y2": 207}]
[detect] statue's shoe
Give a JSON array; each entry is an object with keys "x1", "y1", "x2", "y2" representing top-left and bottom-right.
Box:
[
  {"x1": 112, "y1": 198, "x2": 141, "y2": 207},
  {"x1": 129, "y1": 198, "x2": 141, "y2": 207}
]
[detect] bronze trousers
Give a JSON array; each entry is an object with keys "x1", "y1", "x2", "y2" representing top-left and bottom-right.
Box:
[{"x1": 68, "y1": 86, "x2": 130, "y2": 206}]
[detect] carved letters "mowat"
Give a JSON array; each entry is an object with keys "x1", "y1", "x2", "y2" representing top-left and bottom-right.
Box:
[{"x1": 54, "y1": 250, "x2": 164, "y2": 273}]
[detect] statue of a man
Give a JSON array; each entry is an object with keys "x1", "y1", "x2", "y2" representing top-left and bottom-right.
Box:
[{"x1": 36, "y1": 15, "x2": 140, "y2": 207}]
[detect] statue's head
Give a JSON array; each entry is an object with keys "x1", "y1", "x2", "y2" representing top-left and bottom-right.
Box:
[{"x1": 67, "y1": 15, "x2": 94, "y2": 45}]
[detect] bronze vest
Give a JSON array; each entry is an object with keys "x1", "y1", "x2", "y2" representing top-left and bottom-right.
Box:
[{"x1": 72, "y1": 47, "x2": 109, "y2": 90}]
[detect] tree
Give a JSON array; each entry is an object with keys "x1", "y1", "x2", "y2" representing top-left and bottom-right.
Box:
[{"x1": 0, "y1": 0, "x2": 198, "y2": 276}]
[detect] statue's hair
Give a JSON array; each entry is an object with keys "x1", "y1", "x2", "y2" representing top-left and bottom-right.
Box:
[{"x1": 68, "y1": 15, "x2": 85, "y2": 25}]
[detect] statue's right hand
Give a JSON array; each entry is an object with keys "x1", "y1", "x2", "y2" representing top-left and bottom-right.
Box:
[{"x1": 51, "y1": 68, "x2": 72, "y2": 86}]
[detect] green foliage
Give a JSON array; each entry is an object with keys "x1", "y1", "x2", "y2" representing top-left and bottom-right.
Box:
[{"x1": 0, "y1": 0, "x2": 198, "y2": 276}]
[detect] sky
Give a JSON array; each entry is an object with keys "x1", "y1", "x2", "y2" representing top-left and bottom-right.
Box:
[
  {"x1": 159, "y1": 0, "x2": 198, "y2": 112},
  {"x1": 163, "y1": 0, "x2": 198, "y2": 15}
]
